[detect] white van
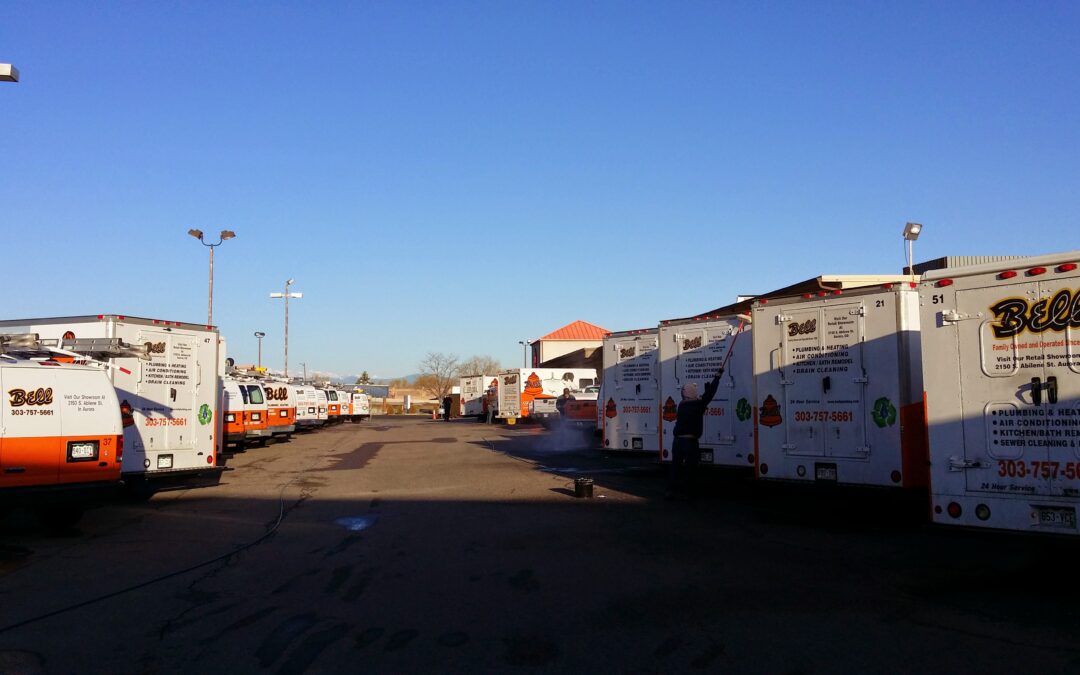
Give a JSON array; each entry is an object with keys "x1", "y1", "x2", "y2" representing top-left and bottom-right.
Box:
[
  {"x1": 293, "y1": 384, "x2": 322, "y2": 429},
  {"x1": 350, "y1": 392, "x2": 371, "y2": 422},
  {"x1": 0, "y1": 316, "x2": 224, "y2": 487}
]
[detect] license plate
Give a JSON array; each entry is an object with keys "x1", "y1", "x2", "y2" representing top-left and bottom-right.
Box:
[
  {"x1": 157, "y1": 454, "x2": 173, "y2": 469},
  {"x1": 252, "y1": 413, "x2": 261, "y2": 421},
  {"x1": 1035, "y1": 506, "x2": 1077, "y2": 529},
  {"x1": 700, "y1": 450, "x2": 714, "y2": 463},
  {"x1": 69, "y1": 443, "x2": 96, "y2": 459},
  {"x1": 632, "y1": 438, "x2": 643, "y2": 450},
  {"x1": 815, "y1": 464, "x2": 838, "y2": 481},
  {"x1": 280, "y1": 410, "x2": 288, "y2": 417}
]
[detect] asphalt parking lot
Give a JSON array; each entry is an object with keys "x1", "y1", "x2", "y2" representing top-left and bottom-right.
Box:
[{"x1": 2, "y1": 417, "x2": 1079, "y2": 674}]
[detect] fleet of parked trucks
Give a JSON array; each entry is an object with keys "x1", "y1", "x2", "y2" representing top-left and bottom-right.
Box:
[{"x1": 5, "y1": 248, "x2": 1080, "y2": 537}]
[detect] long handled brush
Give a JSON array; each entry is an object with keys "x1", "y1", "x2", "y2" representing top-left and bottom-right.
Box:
[{"x1": 716, "y1": 312, "x2": 753, "y2": 376}]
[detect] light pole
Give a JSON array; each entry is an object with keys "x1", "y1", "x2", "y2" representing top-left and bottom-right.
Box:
[
  {"x1": 518, "y1": 340, "x2": 529, "y2": 368},
  {"x1": 187, "y1": 229, "x2": 236, "y2": 325},
  {"x1": 300, "y1": 362, "x2": 308, "y2": 381},
  {"x1": 269, "y1": 279, "x2": 302, "y2": 377},
  {"x1": 254, "y1": 331, "x2": 265, "y2": 368},
  {"x1": 903, "y1": 222, "x2": 923, "y2": 283},
  {"x1": 0, "y1": 64, "x2": 18, "y2": 83}
]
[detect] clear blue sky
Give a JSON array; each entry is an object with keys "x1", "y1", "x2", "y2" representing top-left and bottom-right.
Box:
[{"x1": 2, "y1": 2, "x2": 1078, "y2": 378}]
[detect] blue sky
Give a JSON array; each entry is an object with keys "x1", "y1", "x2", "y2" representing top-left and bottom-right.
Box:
[{"x1": 2, "y1": 1, "x2": 1078, "y2": 377}]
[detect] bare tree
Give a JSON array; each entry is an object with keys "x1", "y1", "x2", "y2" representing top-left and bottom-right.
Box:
[
  {"x1": 417, "y1": 352, "x2": 459, "y2": 400},
  {"x1": 456, "y1": 355, "x2": 503, "y2": 376}
]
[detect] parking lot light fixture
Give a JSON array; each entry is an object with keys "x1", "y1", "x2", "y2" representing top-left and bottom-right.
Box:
[
  {"x1": 269, "y1": 279, "x2": 302, "y2": 377},
  {"x1": 188, "y1": 228, "x2": 236, "y2": 325}
]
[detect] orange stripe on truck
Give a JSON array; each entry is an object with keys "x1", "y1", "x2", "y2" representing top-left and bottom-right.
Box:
[
  {"x1": 1, "y1": 434, "x2": 122, "y2": 488},
  {"x1": 899, "y1": 396, "x2": 930, "y2": 490}
]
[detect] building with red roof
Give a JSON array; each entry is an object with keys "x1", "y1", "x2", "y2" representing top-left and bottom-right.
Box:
[{"x1": 529, "y1": 320, "x2": 608, "y2": 367}]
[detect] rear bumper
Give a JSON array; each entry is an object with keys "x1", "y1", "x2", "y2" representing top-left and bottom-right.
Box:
[
  {"x1": 124, "y1": 466, "x2": 224, "y2": 482},
  {"x1": 245, "y1": 428, "x2": 272, "y2": 439},
  {"x1": 269, "y1": 424, "x2": 296, "y2": 435}
]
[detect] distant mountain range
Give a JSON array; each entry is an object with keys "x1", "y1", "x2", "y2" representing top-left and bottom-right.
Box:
[{"x1": 330, "y1": 374, "x2": 421, "y2": 385}]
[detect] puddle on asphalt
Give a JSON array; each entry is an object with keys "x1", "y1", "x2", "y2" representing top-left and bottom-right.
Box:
[{"x1": 333, "y1": 515, "x2": 378, "y2": 532}]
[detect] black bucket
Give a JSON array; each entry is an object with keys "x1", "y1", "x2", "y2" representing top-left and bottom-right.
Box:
[{"x1": 574, "y1": 477, "x2": 594, "y2": 499}]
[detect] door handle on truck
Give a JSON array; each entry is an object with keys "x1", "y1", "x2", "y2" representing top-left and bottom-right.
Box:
[
  {"x1": 1031, "y1": 377, "x2": 1042, "y2": 406},
  {"x1": 1047, "y1": 376, "x2": 1058, "y2": 404},
  {"x1": 822, "y1": 376, "x2": 831, "y2": 394}
]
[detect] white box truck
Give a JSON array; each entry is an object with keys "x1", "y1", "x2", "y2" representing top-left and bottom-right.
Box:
[
  {"x1": 600, "y1": 329, "x2": 661, "y2": 453},
  {"x1": 460, "y1": 375, "x2": 498, "y2": 417},
  {"x1": 657, "y1": 317, "x2": 754, "y2": 466},
  {"x1": 0, "y1": 315, "x2": 224, "y2": 488},
  {"x1": 921, "y1": 251, "x2": 1080, "y2": 534},
  {"x1": 496, "y1": 368, "x2": 597, "y2": 421},
  {"x1": 752, "y1": 284, "x2": 927, "y2": 488}
]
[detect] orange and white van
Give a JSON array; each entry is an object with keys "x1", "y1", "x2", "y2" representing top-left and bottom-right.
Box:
[
  {"x1": 223, "y1": 379, "x2": 271, "y2": 447},
  {"x1": 263, "y1": 381, "x2": 297, "y2": 437},
  {"x1": 325, "y1": 389, "x2": 341, "y2": 423},
  {"x1": 0, "y1": 351, "x2": 123, "y2": 524},
  {"x1": 0, "y1": 316, "x2": 224, "y2": 488},
  {"x1": 222, "y1": 381, "x2": 247, "y2": 447}
]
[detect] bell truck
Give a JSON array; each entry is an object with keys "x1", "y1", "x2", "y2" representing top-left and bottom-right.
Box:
[
  {"x1": 920, "y1": 251, "x2": 1080, "y2": 535},
  {"x1": 0, "y1": 315, "x2": 225, "y2": 492}
]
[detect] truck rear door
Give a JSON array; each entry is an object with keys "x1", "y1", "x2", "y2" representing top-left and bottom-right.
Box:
[
  {"x1": 0, "y1": 366, "x2": 61, "y2": 488},
  {"x1": 135, "y1": 330, "x2": 196, "y2": 465},
  {"x1": 958, "y1": 278, "x2": 1080, "y2": 499}
]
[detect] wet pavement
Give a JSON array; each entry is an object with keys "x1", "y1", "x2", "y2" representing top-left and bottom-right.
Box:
[{"x1": 1, "y1": 417, "x2": 1079, "y2": 674}]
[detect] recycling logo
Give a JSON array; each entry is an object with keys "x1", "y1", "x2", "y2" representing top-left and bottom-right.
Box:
[
  {"x1": 871, "y1": 397, "x2": 896, "y2": 428},
  {"x1": 735, "y1": 398, "x2": 752, "y2": 422},
  {"x1": 198, "y1": 403, "x2": 213, "y2": 426}
]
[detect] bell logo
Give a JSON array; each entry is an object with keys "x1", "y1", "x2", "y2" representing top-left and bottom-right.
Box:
[
  {"x1": 524, "y1": 373, "x2": 543, "y2": 395},
  {"x1": 8, "y1": 387, "x2": 54, "y2": 407},
  {"x1": 990, "y1": 289, "x2": 1080, "y2": 338},
  {"x1": 787, "y1": 319, "x2": 817, "y2": 337},
  {"x1": 759, "y1": 395, "x2": 783, "y2": 428},
  {"x1": 604, "y1": 398, "x2": 617, "y2": 419},
  {"x1": 144, "y1": 342, "x2": 167, "y2": 354}
]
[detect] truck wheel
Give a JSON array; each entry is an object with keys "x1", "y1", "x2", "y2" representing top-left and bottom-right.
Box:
[{"x1": 37, "y1": 505, "x2": 84, "y2": 529}]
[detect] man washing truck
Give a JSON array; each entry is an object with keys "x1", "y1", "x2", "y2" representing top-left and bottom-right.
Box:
[{"x1": 667, "y1": 371, "x2": 723, "y2": 501}]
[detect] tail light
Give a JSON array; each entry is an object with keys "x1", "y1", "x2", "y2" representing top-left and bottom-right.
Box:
[
  {"x1": 947, "y1": 502, "x2": 962, "y2": 518},
  {"x1": 116, "y1": 435, "x2": 124, "y2": 463},
  {"x1": 120, "y1": 400, "x2": 135, "y2": 428}
]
